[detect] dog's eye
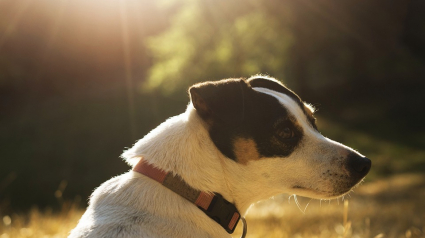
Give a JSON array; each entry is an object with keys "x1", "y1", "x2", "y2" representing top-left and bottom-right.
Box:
[{"x1": 277, "y1": 127, "x2": 295, "y2": 139}]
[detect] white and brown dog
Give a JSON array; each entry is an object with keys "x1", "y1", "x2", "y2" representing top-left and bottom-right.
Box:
[{"x1": 69, "y1": 76, "x2": 371, "y2": 238}]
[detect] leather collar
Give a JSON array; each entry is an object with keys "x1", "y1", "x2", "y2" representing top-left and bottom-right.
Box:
[{"x1": 133, "y1": 159, "x2": 241, "y2": 234}]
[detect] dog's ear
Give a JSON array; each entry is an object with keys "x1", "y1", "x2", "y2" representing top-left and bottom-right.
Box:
[{"x1": 189, "y1": 78, "x2": 251, "y2": 125}]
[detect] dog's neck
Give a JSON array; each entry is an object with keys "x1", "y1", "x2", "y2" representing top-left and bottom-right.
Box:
[
  {"x1": 123, "y1": 105, "x2": 232, "y2": 197},
  {"x1": 132, "y1": 159, "x2": 242, "y2": 234},
  {"x1": 122, "y1": 104, "x2": 273, "y2": 214}
]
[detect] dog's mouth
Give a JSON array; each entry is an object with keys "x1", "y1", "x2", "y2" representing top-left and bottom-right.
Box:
[
  {"x1": 291, "y1": 154, "x2": 371, "y2": 199},
  {"x1": 290, "y1": 185, "x2": 334, "y2": 198},
  {"x1": 290, "y1": 179, "x2": 363, "y2": 199}
]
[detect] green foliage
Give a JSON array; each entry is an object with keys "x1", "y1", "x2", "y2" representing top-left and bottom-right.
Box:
[{"x1": 145, "y1": 0, "x2": 293, "y2": 95}]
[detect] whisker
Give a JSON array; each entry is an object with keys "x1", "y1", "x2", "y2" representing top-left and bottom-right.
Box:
[
  {"x1": 293, "y1": 195, "x2": 305, "y2": 214},
  {"x1": 288, "y1": 194, "x2": 294, "y2": 204},
  {"x1": 303, "y1": 198, "x2": 313, "y2": 213}
]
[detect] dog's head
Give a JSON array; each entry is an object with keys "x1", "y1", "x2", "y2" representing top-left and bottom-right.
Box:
[{"x1": 189, "y1": 76, "x2": 371, "y2": 199}]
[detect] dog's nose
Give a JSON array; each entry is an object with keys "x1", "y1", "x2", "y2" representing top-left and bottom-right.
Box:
[{"x1": 346, "y1": 153, "x2": 371, "y2": 179}]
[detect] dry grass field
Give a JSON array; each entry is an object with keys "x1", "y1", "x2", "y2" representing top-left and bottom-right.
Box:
[
  {"x1": 233, "y1": 173, "x2": 425, "y2": 238},
  {"x1": 1, "y1": 173, "x2": 424, "y2": 238}
]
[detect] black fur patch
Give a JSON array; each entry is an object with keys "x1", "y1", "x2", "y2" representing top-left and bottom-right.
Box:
[
  {"x1": 189, "y1": 77, "x2": 305, "y2": 162},
  {"x1": 248, "y1": 77, "x2": 318, "y2": 130}
]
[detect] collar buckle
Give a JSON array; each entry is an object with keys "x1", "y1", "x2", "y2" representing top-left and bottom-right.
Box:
[{"x1": 200, "y1": 193, "x2": 241, "y2": 234}]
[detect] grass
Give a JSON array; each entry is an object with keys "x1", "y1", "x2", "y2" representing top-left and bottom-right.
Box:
[
  {"x1": 0, "y1": 203, "x2": 83, "y2": 238},
  {"x1": 1, "y1": 118, "x2": 424, "y2": 238}
]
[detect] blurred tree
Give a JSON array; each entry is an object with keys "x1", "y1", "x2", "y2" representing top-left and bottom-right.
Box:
[
  {"x1": 144, "y1": 0, "x2": 293, "y2": 95},
  {"x1": 144, "y1": 0, "x2": 425, "y2": 136},
  {"x1": 1, "y1": 0, "x2": 425, "y2": 211},
  {"x1": 0, "y1": 0, "x2": 174, "y2": 210}
]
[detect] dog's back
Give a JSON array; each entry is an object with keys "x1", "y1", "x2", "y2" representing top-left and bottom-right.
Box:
[{"x1": 69, "y1": 172, "x2": 226, "y2": 238}]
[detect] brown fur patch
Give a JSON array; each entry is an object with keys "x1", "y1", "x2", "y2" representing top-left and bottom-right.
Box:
[{"x1": 233, "y1": 137, "x2": 260, "y2": 165}]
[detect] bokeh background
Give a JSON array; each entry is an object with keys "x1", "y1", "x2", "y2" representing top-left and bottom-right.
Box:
[{"x1": 1, "y1": 0, "x2": 425, "y2": 237}]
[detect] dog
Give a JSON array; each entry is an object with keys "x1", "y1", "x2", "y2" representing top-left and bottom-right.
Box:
[{"x1": 69, "y1": 76, "x2": 371, "y2": 238}]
